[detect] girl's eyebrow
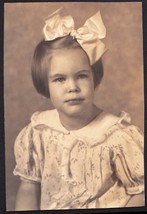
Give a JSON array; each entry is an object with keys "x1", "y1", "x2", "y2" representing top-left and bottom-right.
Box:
[
  {"x1": 49, "y1": 73, "x2": 65, "y2": 79},
  {"x1": 76, "y1": 70, "x2": 90, "y2": 74},
  {"x1": 49, "y1": 70, "x2": 90, "y2": 79}
]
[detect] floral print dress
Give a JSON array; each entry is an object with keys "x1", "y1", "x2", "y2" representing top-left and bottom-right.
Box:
[{"x1": 13, "y1": 109, "x2": 144, "y2": 209}]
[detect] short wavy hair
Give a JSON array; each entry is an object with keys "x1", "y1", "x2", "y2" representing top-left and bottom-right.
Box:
[{"x1": 31, "y1": 35, "x2": 104, "y2": 98}]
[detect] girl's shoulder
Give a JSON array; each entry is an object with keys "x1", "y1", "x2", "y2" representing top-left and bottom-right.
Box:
[
  {"x1": 31, "y1": 109, "x2": 57, "y2": 127},
  {"x1": 103, "y1": 111, "x2": 143, "y2": 146},
  {"x1": 102, "y1": 110, "x2": 143, "y2": 138},
  {"x1": 30, "y1": 109, "x2": 69, "y2": 133},
  {"x1": 97, "y1": 110, "x2": 142, "y2": 134}
]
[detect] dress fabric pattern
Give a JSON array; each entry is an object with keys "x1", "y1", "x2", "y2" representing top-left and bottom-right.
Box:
[{"x1": 13, "y1": 109, "x2": 144, "y2": 209}]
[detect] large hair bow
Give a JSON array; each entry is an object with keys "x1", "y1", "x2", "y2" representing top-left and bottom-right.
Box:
[{"x1": 43, "y1": 7, "x2": 106, "y2": 65}]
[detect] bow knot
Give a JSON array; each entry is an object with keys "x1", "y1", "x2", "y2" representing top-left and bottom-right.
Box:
[{"x1": 43, "y1": 7, "x2": 106, "y2": 65}]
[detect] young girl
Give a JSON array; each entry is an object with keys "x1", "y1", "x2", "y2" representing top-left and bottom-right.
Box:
[{"x1": 13, "y1": 8, "x2": 144, "y2": 210}]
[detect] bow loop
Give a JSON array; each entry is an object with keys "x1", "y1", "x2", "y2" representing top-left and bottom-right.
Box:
[
  {"x1": 43, "y1": 7, "x2": 74, "y2": 40},
  {"x1": 43, "y1": 7, "x2": 106, "y2": 65},
  {"x1": 84, "y1": 11, "x2": 106, "y2": 39}
]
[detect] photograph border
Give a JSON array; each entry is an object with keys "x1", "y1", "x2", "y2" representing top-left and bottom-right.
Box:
[{"x1": 1, "y1": 0, "x2": 147, "y2": 213}]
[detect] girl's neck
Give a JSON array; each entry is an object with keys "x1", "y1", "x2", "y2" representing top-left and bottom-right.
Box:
[{"x1": 59, "y1": 105, "x2": 102, "y2": 131}]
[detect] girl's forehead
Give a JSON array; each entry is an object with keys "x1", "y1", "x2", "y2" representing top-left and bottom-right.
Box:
[
  {"x1": 49, "y1": 48, "x2": 91, "y2": 75},
  {"x1": 51, "y1": 48, "x2": 90, "y2": 64}
]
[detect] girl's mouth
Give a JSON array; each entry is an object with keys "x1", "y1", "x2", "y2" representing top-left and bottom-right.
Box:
[{"x1": 65, "y1": 98, "x2": 84, "y2": 105}]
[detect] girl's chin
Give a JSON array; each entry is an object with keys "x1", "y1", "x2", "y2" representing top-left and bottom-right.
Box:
[
  {"x1": 63, "y1": 110, "x2": 84, "y2": 117},
  {"x1": 59, "y1": 106, "x2": 92, "y2": 118}
]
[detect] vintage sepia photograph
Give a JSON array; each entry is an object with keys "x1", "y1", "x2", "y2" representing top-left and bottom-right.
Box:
[{"x1": 4, "y1": 1, "x2": 145, "y2": 212}]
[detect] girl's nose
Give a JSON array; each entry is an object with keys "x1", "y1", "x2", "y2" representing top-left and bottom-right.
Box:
[{"x1": 67, "y1": 79, "x2": 80, "y2": 93}]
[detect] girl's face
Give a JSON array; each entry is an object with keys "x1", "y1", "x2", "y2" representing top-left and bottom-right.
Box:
[{"x1": 48, "y1": 48, "x2": 95, "y2": 118}]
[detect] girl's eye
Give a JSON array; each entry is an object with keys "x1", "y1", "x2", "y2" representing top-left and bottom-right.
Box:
[
  {"x1": 54, "y1": 77, "x2": 65, "y2": 82},
  {"x1": 78, "y1": 74, "x2": 88, "y2": 79}
]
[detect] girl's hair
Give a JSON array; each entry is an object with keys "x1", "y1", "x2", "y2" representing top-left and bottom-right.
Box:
[{"x1": 31, "y1": 35, "x2": 104, "y2": 98}]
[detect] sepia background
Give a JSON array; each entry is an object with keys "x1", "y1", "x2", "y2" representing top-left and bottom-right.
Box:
[{"x1": 4, "y1": 2, "x2": 144, "y2": 211}]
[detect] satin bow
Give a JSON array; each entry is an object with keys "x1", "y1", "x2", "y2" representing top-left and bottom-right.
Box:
[{"x1": 43, "y1": 7, "x2": 106, "y2": 65}]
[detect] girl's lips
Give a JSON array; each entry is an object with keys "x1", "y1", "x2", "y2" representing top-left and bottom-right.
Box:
[{"x1": 65, "y1": 98, "x2": 85, "y2": 105}]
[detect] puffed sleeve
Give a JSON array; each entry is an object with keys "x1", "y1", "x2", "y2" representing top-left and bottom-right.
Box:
[
  {"x1": 13, "y1": 118, "x2": 43, "y2": 183},
  {"x1": 108, "y1": 124, "x2": 144, "y2": 195}
]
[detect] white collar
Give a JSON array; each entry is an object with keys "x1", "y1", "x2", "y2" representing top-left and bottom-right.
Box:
[{"x1": 31, "y1": 109, "x2": 131, "y2": 138}]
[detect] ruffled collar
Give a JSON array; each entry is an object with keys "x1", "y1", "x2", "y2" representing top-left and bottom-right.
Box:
[{"x1": 31, "y1": 109, "x2": 131, "y2": 138}]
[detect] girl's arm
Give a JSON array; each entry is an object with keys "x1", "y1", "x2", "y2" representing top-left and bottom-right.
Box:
[
  {"x1": 126, "y1": 193, "x2": 145, "y2": 207},
  {"x1": 15, "y1": 180, "x2": 41, "y2": 211}
]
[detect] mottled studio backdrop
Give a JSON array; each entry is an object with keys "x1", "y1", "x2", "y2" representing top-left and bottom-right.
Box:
[{"x1": 4, "y1": 2, "x2": 144, "y2": 211}]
